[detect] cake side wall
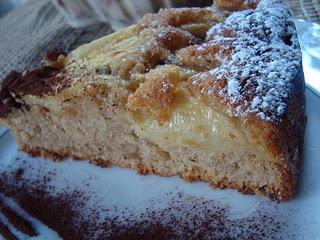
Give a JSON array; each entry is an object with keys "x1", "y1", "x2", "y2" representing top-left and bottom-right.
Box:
[{"x1": 268, "y1": 65, "x2": 306, "y2": 201}]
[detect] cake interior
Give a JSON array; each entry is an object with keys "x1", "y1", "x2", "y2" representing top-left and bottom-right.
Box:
[{"x1": 4, "y1": 68, "x2": 281, "y2": 198}]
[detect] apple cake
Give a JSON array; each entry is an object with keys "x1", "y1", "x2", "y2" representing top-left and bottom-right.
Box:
[{"x1": 0, "y1": 0, "x2": 306, "y2": 201}]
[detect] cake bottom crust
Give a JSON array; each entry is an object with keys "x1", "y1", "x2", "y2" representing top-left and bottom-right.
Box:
[{"x1": 23, "y1": 146, "x2": 293, "y2": 202}]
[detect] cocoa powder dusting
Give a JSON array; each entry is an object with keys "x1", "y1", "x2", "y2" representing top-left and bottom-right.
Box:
[
  {"x1": 0, "y1": 65, "x2": 69, "y2": 118},
  {"x1": 0, "y1": 197, "x2": 37, "y2": 237},
  {"x1": 0, "y1": 220, "x2": 18, "y2": 240},
  {"x1": 0, "y1": 158, "x2": 294, "y2": 240}
]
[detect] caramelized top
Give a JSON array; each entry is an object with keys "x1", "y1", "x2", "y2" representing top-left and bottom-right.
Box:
[{"x1": 0, "y1": 0, "x2": 303, "y2": 124}]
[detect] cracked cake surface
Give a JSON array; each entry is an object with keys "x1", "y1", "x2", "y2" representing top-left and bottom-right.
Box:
[{"x1": 0, "y1": 0, "x2": 306, "y2": 201}]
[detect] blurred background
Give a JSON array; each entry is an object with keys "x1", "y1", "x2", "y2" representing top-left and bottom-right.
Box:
[
  {"x1": 0, "y1": 0, "x2": 319, "y2": 94},
  {"x1": 1, "y1": 0, "x2": 318, "y2": 26}
]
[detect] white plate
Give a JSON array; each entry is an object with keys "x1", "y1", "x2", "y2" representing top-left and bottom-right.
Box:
[{"x1": 0, "y1": 86, "x2": 319, "y2": 239}]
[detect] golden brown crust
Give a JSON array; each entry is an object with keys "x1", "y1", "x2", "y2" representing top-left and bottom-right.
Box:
[
  {"x1": 127, "y1": 69, "x2": 178, "y2": 123},
  {"x1": 140, "y1": 7, "x2": 221, "y2": 30},
  {"x1": 214, "y1": 0, "x2": 260, "y2": 11},
  {"x1": 127, "y1": 65, "x2": 191, "y2": 123}
]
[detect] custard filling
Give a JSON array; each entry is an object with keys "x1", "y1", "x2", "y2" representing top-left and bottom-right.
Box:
[{"x1": 133, "y1": 97, "x2": 268, "y2": 156}]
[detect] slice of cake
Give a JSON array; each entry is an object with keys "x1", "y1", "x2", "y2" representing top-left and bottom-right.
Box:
[{"x1": 0, "y1": 0, "x2": 306, "y2": 201}]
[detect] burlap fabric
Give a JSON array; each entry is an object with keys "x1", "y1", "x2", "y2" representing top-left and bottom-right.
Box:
[
  {"x1": 0, "y1": 0, "x2": 113, "y2": 81},
  {"x1": 285, "y1": 0, "x2": 320, "y2": 23}
]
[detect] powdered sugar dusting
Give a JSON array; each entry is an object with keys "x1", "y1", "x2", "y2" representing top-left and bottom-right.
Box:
[{"x1": 205, "y1": 0, "x2": 302, "y2": 121}]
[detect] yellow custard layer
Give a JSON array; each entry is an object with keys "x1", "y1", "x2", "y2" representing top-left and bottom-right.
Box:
[{"x1": 133, "y1": 97, "x2": 262, "y2": 154}]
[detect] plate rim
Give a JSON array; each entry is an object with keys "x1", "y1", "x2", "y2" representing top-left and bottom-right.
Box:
[{"x1": 306, "y1": 83, "x2": 320, "y2": 99}]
